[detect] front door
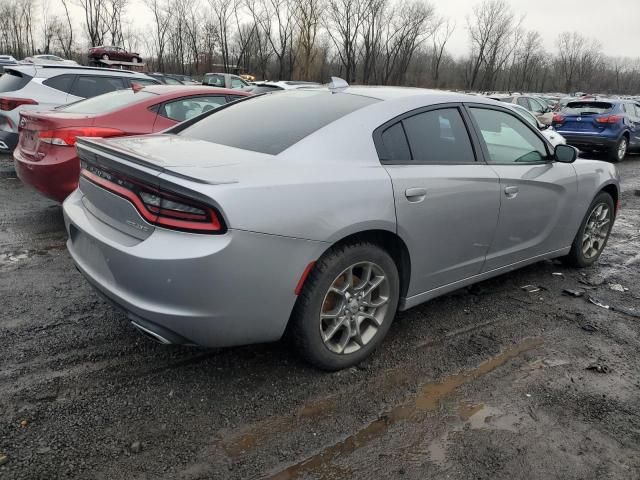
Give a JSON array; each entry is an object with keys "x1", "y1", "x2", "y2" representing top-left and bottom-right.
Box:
[
  {"x1": 466, "y1": 105, "x2": 578, "y2": 271},
  {"x1": 377, "y1": 105, "x2": 501, "y2": 296}
]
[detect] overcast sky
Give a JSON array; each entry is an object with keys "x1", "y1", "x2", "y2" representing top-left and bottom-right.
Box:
[{"x1": 64, "y1": 0, "x2": 640, "y2": 59}]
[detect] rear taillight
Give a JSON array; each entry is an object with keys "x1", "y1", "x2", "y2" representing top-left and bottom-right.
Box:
[
  {"x1": 80, "y1": 168, "x2": 224, "y2": 234},
  {"x1": 552, "y1": 114, "x2": 564, "y2": 123},
  {"x1": 595, "y1": 115, "x2": 623, "y2": 124},
  {"x1": 0, "y1": 97, "x2": 38, "y2": 111},
  {"x1": 39, "y1": 127, "x2": 124, "y2": 146}
]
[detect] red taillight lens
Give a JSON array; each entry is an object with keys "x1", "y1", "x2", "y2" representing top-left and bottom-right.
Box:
[
  {"x1": 39, "y1": 127, "x2": 124, "y2": 146},
  {"x1": 0, "y1": 97, "x2": 38, "y2": 111},
  {"x1": 80, "y1": 168, "x2": 224, "y2": 234},
  {"x1": 552, "y1": 114, "x2": 564, "y2": 123},
  {"x1": 595, "y1": 115, "x2": 622, "y2": 124}
]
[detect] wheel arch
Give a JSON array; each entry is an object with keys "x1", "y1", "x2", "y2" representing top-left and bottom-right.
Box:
[
  {"x1": 600, "y1": 182, "x2": 619, "y2": 214},
  {"x1": 317, "y1": 229, "x2": 412, "y2": 301}
]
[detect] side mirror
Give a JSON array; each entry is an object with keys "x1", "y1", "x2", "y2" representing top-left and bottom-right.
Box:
[{"x1": 555, "y1": 144, "x2": 578, "y2": 163}]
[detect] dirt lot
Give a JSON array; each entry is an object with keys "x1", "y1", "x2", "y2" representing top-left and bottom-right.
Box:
[{"x1": 1, "y1": 152, "x2": 639, "y2": 480}]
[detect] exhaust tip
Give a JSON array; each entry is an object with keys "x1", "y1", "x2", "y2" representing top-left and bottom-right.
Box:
[{"x1": 131, "y1": 321, "x2": 172, "y2": 344}]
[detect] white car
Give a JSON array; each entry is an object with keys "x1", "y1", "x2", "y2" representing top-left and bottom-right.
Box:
[
  {"x1": 243, "y1": 81, "x2": 322, "y2": 94},
  {"x1": 0, "y1": 64, "x2": 158, "y2": 152},
  {"x1": 506, "y1": 103, "x2": 566, "y2": 147},
  {"x1": 23, "y1": 54, "x2": 78, "y2": 65}
]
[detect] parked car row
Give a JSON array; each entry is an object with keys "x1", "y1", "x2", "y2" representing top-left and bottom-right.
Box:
[{"x1": 6, "y1": 77, "x2": 621, "y2": 370}]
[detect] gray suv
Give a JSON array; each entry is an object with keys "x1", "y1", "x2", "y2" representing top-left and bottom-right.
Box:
[{"x1": 0, "y1": 65, "x2": 159, "y2": 152}]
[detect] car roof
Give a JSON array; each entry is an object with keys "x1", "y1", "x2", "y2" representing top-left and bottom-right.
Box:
[
  {"x1": 5, "y1": 64, "x2": 151, "y2": 77},
  {"x1": 139, "y1": 85, "x2": 248, "y2": 96},
  {"x1": 299, "y1": 86, "x2": 497, "y2": 105}
]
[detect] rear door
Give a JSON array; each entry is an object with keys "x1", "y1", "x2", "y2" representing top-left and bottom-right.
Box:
[
  {"x1": 378, "y1": 104, "x2": 501, "y2": 295},
  {"x1": 466, "y1": 104, "x2": 578, "y2": 271}
]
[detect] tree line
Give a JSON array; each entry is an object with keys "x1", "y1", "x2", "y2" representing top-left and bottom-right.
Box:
[{"x1": 2, "y1": 0, "x2": 640, "y2": 94}]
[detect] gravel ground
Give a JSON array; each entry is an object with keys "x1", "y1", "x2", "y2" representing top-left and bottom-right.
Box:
[{"x1": 1, "y1": 152, "x2": 639, "y2": 480}]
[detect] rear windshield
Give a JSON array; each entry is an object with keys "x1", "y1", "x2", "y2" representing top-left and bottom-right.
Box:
[
  {"x1": 0, "y1": 70, "x2": 31, "y2": 92},
  {"x1": 60, "y1": 89, "x2": 156, "y2": 114},
  {"x1": 563, "y1": 102, "x2": 614, "y2": 115},
  {"x1": 178, "y1": 90, "x2": 379, "y2": 155}
]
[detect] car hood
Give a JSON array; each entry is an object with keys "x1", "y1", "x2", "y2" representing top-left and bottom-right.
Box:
[{"x1": 85, "y1": 134, "x2": 273, "y2": 184}]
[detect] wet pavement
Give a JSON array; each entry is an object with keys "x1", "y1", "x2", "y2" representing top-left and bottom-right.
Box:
[{"x1": 1, "y1": 153, "x2": 639, "y2": 479}]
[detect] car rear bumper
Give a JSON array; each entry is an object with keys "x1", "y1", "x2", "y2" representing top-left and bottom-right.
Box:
[
  {"x1": 14, "y1": 147, "x2": 79, "y2": 202},
  {"x1": 62, "y1": 188, "x2": 325, "y2": 348},
  {"x1": 556, "y1": 131, "x2": 619, "y2": 150},
  {"x1": 0, "y1": 131, "x2": 18, "y2": 152}
]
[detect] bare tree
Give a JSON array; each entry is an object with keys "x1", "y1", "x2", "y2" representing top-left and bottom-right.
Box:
[
  {"x1": 431, "y1": 18, "x2": 454, "y2": 87},
  {"x1": 295, "y1": 0, "x2": 322, "y2": 80},
  {"x1": 325, "y1": 0, "x2": 365, "y2": 82},
  {"x1": 77, "y1": 0, "x2": 110, "y2": 47},
  {"x1": 556, "y1": 31, "x2": 602, "y2": 92},
  {"x1": 145, "y1": 0, "x2": 171, "y2": 70}
]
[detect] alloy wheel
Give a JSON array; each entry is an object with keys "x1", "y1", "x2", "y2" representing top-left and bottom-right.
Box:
[
  {"x1": 582, "y1": 203, "x2": 612, "y2": 259},
  {"x1": 618, "y1": 138, "x2": 627, "y2": 160},
  {"x1": 320, "y1": 262, "x2": 390, "y2": 355}
]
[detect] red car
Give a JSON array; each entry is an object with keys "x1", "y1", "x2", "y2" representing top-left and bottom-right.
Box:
[
  {"x1": 89, "y1": 45, "x2": 143, "y2": 63},
  {"x1": 14, "y1": 85, "x2": 249, "y2": 202}
]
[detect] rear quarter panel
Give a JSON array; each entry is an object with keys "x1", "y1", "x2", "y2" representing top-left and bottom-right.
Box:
[{"x1": 572, "y1": 158, "x2": 620, "y2": 223}]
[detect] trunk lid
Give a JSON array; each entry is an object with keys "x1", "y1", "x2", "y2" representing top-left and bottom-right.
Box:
[{"x1": 18, "y1": 110, "x2": 95, "y2": 160}]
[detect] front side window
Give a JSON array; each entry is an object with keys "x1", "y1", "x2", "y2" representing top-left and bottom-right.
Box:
[
  {"x1": 470, "y1": 108, "x2": 548, "y2": 164},
  {"x1": 71, "y1": 76, "x2": 126, "y2": 98},
  {"x1": 516, "y1": 97, "x2": 529, "y2": 108},
  {"x1": 230, "y1": 76, "x2": 248, "y2": 88},
  {"x1": 528, "y1": 98, "x2": 546, "y2": 114},
  {"x1": 160, "y1": 96, "x2": 227, "y2": 122}
]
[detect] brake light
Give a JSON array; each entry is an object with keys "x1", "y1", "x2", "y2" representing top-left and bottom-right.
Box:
[
  {"x1": 80, "y1": 168, "x2": 224, "y2": 234},
  {"x1": 0, "y1": 97, "x2": 38, "y2": 111},
  {"x1": 595, "y1": 115, "x2": 623, "y2": 124},
  {"x1": 39, "y1": 127, "x2": 124, "y2": 146},
  {"x1": 552, "y1": 114, "x2": 564, "y2": 123}
]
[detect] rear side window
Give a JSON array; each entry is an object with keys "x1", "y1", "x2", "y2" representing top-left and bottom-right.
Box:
[
  {"x1": 402, "y1": 108, "x2": 475, "y2": 163},
  {"x1": 61, "y1": 89, "x2": 156, "y2": 113},
  {"x1": 563, "y1": 102, "x2": 613, "y2": 115},
  {"x1": 204, "y1": 74, "x2": 225, "y2": 87},
  {"x1": 380, "y1": 123, "x2": 411, "y2": 161},
  {"x1": 70, "y1": 76, "x2": 126, "y2": 98},
  {"x1": 160, "y1": 96, "x2": 227, "y2": 122},
  {"x1": 0, "y1": 70, "x2": 32, "y2": 92},
  {"x1": 179, "y1": 90, "x2": 379, "y2": 155},
  {"x1": 43, "y1": 74, "x2": 75, "y2": 93},
  {"x1": 623, "y1": 103, "x2": 635, "y2": 116}
]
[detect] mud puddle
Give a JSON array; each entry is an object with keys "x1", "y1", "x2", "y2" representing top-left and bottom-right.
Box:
[{"x1": 266, "y1": 337, "x2": 543, "y2": 479}]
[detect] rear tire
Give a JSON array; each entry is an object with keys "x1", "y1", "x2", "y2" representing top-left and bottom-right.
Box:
[
  {"x1": 563, "y1": 192, "x2": 614, "y2": 268},
  {"x1": 609, "y1": 136, "x2": 628, "y2": 162},
  {"x1": 289, "y1": 242, "x2": 400, "y2": 371}
]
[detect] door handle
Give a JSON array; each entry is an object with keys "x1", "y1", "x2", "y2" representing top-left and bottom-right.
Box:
[
  {"x1": 504, "y1": 186, "x2": 519, "y2": 198},
  {"x1": 405, "y1": 187, "x2": 427, "y2": 202}
]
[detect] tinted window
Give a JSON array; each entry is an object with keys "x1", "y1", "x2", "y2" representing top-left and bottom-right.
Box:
[
  {"x1": 516, "y1": 97, "x2": 529, "y2": 108},
  {"x1": 160, "y1": 96, "x2": 227, "y2": 122},
  {"x1": 179, "y1": 90, "x2": 378, "y2": 155},
  {"x1": 130, "y1": 78, "x2": 159, "y2": 87},
  {"x1": 43, "y1": 74, "x2": 75, "y2": 93},
  {"x1": 61, "y1": 89, "x2": 156, "y2": 113},
  {"x1": 402, "y1": 108, "x2": 475, "y2": 163},
  {"x1": 380, "y1": 123, "x2": 411, "y2": 161},
  {"x1": 163, "y1": 76, "x2": 182, "y2": 85},
  {"x1": 470, "y1": 108, "x2": 547, "y2": 164},
  {"x1": 0, "y1": 70, "x2": 32, "y2": 92},
  {"x1": 71, "y1": 76, "x2": 126, "y2": 98}
]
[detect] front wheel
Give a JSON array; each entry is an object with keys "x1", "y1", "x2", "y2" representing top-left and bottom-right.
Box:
[
  {"x1": 563, "y1": 192, "x2": 614, "y2": 268},
  {"x1": 289, "y1": 242, "x2": 400, "y2": 371},
  {"x1": 609, "y1": 136, "x2": 628, "y2": 162}
]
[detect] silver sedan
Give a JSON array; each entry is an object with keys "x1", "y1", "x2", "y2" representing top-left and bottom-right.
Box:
[{"x1": 63, "y1": 86, "x2": 619, "y2": 370}]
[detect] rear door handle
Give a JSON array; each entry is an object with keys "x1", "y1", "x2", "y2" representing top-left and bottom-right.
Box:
[
  {"x1": 405, "y1": 187, "x2": 427, "y2": 202},
  {"x1": 504, "y1": 186, "x2": 519, "y2": 198}
]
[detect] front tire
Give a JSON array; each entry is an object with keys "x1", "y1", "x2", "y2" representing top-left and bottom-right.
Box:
[
  {"x1": 563, "y1": 192, "x2": 614, "y2": 268},
  {"x1": 290, "y1": 242, "x2": 400, "y2": 371},
  {"x1": 609, "y1": 136, "x2": 628, "y2": 162}
]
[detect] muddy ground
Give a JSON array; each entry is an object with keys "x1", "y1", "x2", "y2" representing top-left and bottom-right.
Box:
[{"x1": 1, "y1": 152, "x2": 639, "y2": 480}]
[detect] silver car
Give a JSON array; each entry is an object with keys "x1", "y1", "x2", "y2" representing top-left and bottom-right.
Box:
[{"x1": 63, "y1": 86, "x2": 619, "y2": 370}]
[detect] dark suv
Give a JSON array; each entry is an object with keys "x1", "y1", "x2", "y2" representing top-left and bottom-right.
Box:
[{"x1": 552, "y1": 99, "x2": 640, "y2": 162}]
